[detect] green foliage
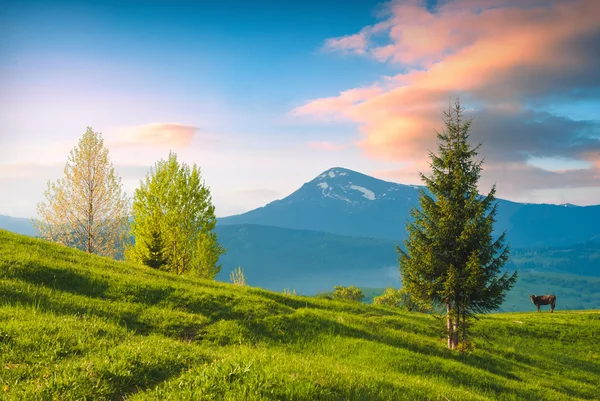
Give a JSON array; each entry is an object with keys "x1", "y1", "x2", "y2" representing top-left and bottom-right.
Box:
[
  {"x1": 126, "y1": 152, "x2": 225, "y2": 278},
  {"x1": 332, "y1": 285, "x2": 365, "y2": 302},
  {"x1": 230, "y1": 266, "x2": 246, "y2": 286},
  {"x1": 142, "y1": 229, "x2": 169, "y2": 269},
  {"x1": 372, "y1": 287, "x2": 403, "y2": 307},
  {"x1": 398, "y1": 99, "x2": 517, "y2": 350},
  {"x1": 1, "y1": 229, "x2": 600, "y2": 400},
  {"x1": 373, "y1": 287, "x2": 433, "y2": 313}
]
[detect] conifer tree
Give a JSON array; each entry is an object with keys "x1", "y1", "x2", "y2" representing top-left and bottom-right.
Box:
[
  {"x1": 142, "y1": 230, "x2": 169, "y2": 269},
  {"x1": 398, "y1": 99, "x2": 517, "y2": 350}
]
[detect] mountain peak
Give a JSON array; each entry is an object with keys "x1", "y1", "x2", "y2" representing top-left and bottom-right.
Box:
[
  {"x1": 304, "y1": 166, "x2": 417, "y2": 204},
  {"x1": 314, "y1": 167, "x2": 357, "y2": 180}
]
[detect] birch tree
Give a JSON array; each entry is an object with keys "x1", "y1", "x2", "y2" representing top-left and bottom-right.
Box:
[
  {"x1": 126, "y1": 152, "x2": 225, "y2": 278},
  {"x1": 34, "y1": 127, "x2": 130, "y2": 258}
]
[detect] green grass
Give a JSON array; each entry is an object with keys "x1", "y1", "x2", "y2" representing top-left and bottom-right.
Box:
[{"x1": 1, "y1": 229, "x2": 599, "y2": 400}]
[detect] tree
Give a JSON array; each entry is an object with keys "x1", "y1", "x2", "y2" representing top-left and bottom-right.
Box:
[
  {"x1": 398, "y1": 99, "x2": 517, "y2": 350},
  {"x1": 126, "y1": 152, "x2": 225, "y2": 278},
  {"x1": 34, "y1": 127, "x2": 129, "y2": 258},
  {"x1": 142, "y1": 229, "x2": 169, "y2": 269},
  {"x1": 332, "y1": 285, "x2": 364, "y2": 302}
]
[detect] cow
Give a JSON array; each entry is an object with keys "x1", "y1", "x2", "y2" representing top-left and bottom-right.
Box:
[{"x1": 529, "y1": 294, "x2": 556, "y2": 313}]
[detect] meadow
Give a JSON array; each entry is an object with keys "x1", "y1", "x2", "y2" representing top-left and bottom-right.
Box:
[{"x1": 1, "y1": 229, "x2": 599, "y2": 400}]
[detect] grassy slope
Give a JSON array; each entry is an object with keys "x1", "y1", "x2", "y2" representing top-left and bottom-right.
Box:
[{"x1": 1, "y1": 230, "x2": 599, "y2": 401}]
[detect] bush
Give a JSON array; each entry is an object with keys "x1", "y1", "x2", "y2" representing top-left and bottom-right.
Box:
[
  {"x1": 373, "y1": 287, "x2": 403, "y2": 307},
  {"x1": 373, "y1": 287, "x2": 432, "y2": 312},
  {"x1": 332, "y1": 285, "x2": 364, "y2": 302}
]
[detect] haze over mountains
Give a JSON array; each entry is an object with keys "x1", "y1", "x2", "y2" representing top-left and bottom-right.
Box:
[
  {"x1": 0, "y1": 215, "x2": 36, "y2": 237},
  {"x1": 2, "y1": 167, "x2": 599, "y2": 310}
]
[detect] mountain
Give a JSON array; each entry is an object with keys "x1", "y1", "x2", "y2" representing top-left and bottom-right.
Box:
[
  {"x1": 0, "y1": 214, "x2": 37, "y2": 236},
  {"x1": 218, "y1": 167, "x2": 600, "y2": 248}
]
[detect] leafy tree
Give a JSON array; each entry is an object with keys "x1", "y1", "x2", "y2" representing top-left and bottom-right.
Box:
[
  {"x1": 34, "y1": 127, "x2": 129, "y2": 258},
  {"x1": 332, "y1": 285, "x2": 364, "y2": 302},
  {"x1": 398, "y1": 99, "x2": 517, "y2": 350},
  {"x1": 127, "y1": 152, "x2": 225, "y2": 278}
]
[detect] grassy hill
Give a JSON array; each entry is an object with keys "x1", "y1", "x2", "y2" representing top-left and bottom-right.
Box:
[{"x1": 1, "y1": 229, "x2": 599, "y2": 400}]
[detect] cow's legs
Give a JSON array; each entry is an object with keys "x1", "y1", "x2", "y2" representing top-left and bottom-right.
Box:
[
  {"x1": 550, "y1": 302, "x2": 555, "y2": 313},
  {"x1": 537, "y1": 304, "x2": 540, "y2": 312}
]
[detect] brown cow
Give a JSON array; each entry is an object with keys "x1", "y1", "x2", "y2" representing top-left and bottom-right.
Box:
[{"x1": 529, "y1": 294, "x2": 556, "y2": 313}]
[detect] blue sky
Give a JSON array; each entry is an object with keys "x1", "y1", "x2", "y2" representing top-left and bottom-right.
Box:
[{"x1": 1, "y1": 0, "x2": 599, "y2": 218}]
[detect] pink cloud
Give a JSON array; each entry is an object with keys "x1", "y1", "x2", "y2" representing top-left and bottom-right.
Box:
[
  {"x1": 293, "y1": 0, "x2": 600, "y2": 197},
  {"x1": 114, "y1": 123, "x2": 198, "y2": 148},
  {"x1": 323, "y1": 21, "x2": 392, "y2": 55},
  {"x1": 291, "y1": 86, "x2": 383, "y2": 119},
  {"x1": 323, "y1": 33, "x2": 368, "y2": 54}
]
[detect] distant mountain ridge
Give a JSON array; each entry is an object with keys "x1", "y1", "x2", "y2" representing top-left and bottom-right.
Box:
[
  {"x1": 0, "y1": 215, "x2": 37, "y2": 237},
  {"x1": 3, "y1": 167, "x2": 600, "y2": 248},
  {"x1": 218, "y1": 167, "x2": 600, "y2": 248}
]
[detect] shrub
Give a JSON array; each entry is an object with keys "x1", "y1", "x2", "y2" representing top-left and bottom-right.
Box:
[
  {"x1": 373, "y1": 287, "x2": 403, "y2": 307},
  {"x1": 373, "y1": 287, "x2": 432, "y2": 312},
  {"x1": 332, "y1": 285, "x2": 364, "y2": 302}
]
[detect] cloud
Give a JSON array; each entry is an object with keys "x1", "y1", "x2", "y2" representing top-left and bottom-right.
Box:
[
  {"x1": 112, "y1": 123, "x2": 199, "y2": 149},
  {"x1": 292, "y1": 87, "x2": 383, "y2": 120},
  {"x1": 294, "y1": 0, "x2": 600, "y2": 199},
  {"x1": 322, "y1": 21, "x2": 391, "y2": 55},
  {"x1": 307, "y1": 141, "x2": 349, "y2": 151}
]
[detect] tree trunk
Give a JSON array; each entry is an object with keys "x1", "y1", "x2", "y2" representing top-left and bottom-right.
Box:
[
  {"x1": 446, "y1": 303, "x2": 455, "y2": 349},
  {"x1": 454, "y1": 302, "x2": 460, "y2": 349},
  {"x1": 453, "y1": 318, "x2": 459, "y2": 349}
]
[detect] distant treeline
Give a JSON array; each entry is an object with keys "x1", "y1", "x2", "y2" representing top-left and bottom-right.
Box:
[{"x1": 505, "y1": 242, "x2": 600, "y2": 276}]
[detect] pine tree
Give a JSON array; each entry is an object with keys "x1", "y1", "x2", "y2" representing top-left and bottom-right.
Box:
[
  {"x1": 398, "y1": 99, "x2": 517, "y2": 350},
  {"x1": 34, "y1": 127, "x2": 130, "y2": 258},
  {"x1": 142, "y1": 229, "x2": 169, "y2": 269}
]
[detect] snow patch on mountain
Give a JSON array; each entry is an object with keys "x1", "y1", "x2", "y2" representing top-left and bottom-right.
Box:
[
  {"x1": 328, "y1": 171, "x2": 336, "y2": 178},
  {"x1": 350, "y1": 185, "x2": 375, "y2": 200},
  {"x1": 330, "y1": 192, "x2": 351, "y2": 203},
  {"x1": 318, "y1": 182, "x2": 328, "y2": 189}
]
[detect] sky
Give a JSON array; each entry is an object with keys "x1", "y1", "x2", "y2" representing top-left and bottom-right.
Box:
[{"x1": 1, "y1": 0, "x2": 599, "y2": 218}]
